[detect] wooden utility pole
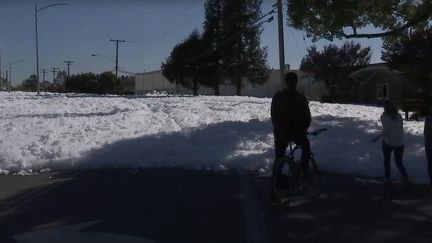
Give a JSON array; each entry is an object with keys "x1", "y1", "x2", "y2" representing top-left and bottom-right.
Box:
[
  {"x1": 41, "y1": 68, "x2": 48, "y2": 90},
  {"x1": 277, "y1": 0, "x2": 285, "y2": 84},
  {"x1": 64, "y1": 60, "x2": 74, "y2": 78},
  {"x1": 51, "y1": 67, "x2": 59, "y2": 83},
  {"x1": 110, "y1": 39, "x2": 125, "y2": 78}
]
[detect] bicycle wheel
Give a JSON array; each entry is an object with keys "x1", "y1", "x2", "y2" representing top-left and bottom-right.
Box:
[
  {"x1": 301, "y1": 157, "x2": 322, "y2": 199},
  {"x1": 275, "y1": 156, "x2": 295, "y2": 205}
]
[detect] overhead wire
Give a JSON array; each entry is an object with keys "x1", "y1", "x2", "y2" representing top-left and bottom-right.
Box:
[{"x1": 184, "y1": 4, "x2": 277, "y2": 64}]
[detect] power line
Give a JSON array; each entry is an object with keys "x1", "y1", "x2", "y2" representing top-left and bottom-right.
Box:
[
  {"x1": 184, "y1": 6, "x2": 276, "y2": 64},
  {"x1": 154, "y1": 0, "x2": 203, "y2": 38}
]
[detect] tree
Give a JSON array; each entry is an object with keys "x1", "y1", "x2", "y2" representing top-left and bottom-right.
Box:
[
  {"x1": 65, "y1": 71, "x2": 121, "y2": 94},
  {"x1": 287, "y1": 0, "x2": 432, "y2": 41},
  {"x1": 163, "y1": 0, "x2": 269, "y2": 96},
  {"x1": 19, "y1": 74, "x2": 38, "y2": 92},
  {"x1": 54, "y1": 70, "x2": 68, "y2": 85},
  {"x1": 65, "y1": 72, "x2": 98, "y2": 93},
  {"x1": 300, "y1": 41, "x2": 372, "y2": 100},
  {"x1": 382, "y1": 28, "x2": 432, "y2": 88},
  {"x1": 220, "y1": 0, "x2": 268, "y2": 95},
  {"x1": 162, "y1": 30, "x2": 212, "y2": 95},
  {"x1": 97, "y1": 71, "x2": 122, "y2": 94},
  {"x1": 202, "y1": 0, "x2": 224, "y2": 95}
]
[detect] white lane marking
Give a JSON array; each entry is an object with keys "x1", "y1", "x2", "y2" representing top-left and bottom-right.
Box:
[{"x1": 238, "y1": 171, "x2": 268, "y2": 243}]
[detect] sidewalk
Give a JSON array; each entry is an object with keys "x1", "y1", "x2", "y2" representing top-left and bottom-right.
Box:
[{"x1": 0, "y1": 169, "x2": 431, "y2": 243}]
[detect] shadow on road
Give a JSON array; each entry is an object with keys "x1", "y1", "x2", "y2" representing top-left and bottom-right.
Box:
[
  {"x1": 0, "y1": 169, "x2": 246, "y2": 243},
  {"x1": 252, "y1": 172, "x2": 432, "y2": 243}
]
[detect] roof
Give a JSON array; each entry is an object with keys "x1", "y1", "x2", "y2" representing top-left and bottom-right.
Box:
[{"x1": 349, "y1": 66, "x2": 401, "y2": 83}]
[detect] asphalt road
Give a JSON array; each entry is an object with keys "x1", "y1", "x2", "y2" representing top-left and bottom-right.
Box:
[{"x1": 0, "y1": 169, "x2": 431, "y2": 243}]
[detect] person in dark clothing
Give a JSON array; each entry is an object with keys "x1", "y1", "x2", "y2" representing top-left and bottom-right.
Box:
[
  {"x1": 422, "y1": 95, "x2": 432, "y2": 187},
  {"x1": 270, "y1": 72, "x2": 312, "y2": 200}
]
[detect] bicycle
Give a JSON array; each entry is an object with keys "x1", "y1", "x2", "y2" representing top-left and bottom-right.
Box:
[{"x1": 272, "y1": 128, "x2": 327, "y2": 206}]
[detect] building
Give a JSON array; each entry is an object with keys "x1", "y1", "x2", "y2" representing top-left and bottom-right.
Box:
[
  {"x1": 134, "y1": 70, "x2": 176, "y2": 95},
  {"x1": 133, "y1": 68, "x2": 329, "y2": 100},
  {"x1": 349, "y1": 65, "x2": 421, "y2": 105}
]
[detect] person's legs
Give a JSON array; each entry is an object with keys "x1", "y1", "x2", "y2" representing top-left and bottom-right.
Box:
[
  {"x1": 382, "y1": 141, "x2": 392, "y2": 180},
  {"x1": 394, "y1": 145, "x2": 409, "y2": 181},
  {"x1": 293, "y1": 134, "x2": 311, "y2": 171},
  {"x1": 271, "y1": 134, "x2": 288, "y2": 199}
]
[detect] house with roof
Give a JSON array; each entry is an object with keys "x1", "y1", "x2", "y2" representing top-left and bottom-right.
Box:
[{"x1": 349, "y1": 65, "x2": 421, "y2": 105}]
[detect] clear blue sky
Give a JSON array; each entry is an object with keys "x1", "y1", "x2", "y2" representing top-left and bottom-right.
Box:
[{"x1": 0, "y1": 0, "x2": 383, "y2": 85}]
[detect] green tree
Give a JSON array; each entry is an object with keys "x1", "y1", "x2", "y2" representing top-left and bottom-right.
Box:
[
  {"x1": 287, "y1": 0, "x2": 432, "y2": 41},
  {"x1": 382, "y1": 28, "x2": 432, "y2": 88},
  {"x1": 65, "y1": 72, "x2": 98, "y2": 93},
  {"x1": 162, "y1": 30, "x2": 212, "y2": 95},
  {"x1": 300, "y1": 41, "x2": 372, "y2": 100},
  {"x1": 97, "y1": 71, "x2": 122, "y2": 94},
  {"x1": 220, "y1": 0, "x2": 268, "y2": 95},
  {"x1": 164, "y1": 0, "x2": 269, "y2": 96},
  {"x1": 19, "y1": 74, "x2": 38, "y2": 92},
  {"x1": 202, "y1": 0, "x2": 224, "y2": 95},
  {"x1": 65, "y1": 72, "x2": 121, "y2": 94}
]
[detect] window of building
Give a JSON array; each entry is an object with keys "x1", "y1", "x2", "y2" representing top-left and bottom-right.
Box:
[{"x1": 377, "y1": 83, "x2": 389, "y2": 100}]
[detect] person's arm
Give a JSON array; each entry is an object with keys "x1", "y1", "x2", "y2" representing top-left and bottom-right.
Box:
[
  {"x1": 304, "y1": 98, "x2": 312, "y2": 129},
  {"x1": 372, "y1": 115, "x2": 386, "y2": 142}
]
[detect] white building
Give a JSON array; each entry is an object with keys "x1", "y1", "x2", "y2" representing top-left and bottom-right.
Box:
[
  {"x1": 133, "y1": 68, "x2": 328, "y2": 100},
  {"x1": 135, "y1": 70, "x2": 176, "y2": 95}
]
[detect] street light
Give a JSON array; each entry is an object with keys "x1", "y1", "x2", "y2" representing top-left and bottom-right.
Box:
[
  {"x1": 91, "y1": 54, "x2": 138, "y2": 76},
  {"x1": 35, "y1": 3, "x2": 69, "y2": 96},
  {"x1": 91, "y1": 53, "x2": 117, "y2": 73},
  {"x1": 9, "y1": 60, "x2": 24, "y2": 93},
  {"x1": 91, "y1": 53, "x2": 117, "y2": 63}
]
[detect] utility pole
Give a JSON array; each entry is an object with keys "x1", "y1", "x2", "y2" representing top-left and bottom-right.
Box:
[
  {"x1": 64, "y1": 60, "x2": 74, "y2": 78},
  {"x1": 9, "y1": 60, "x2": 24, "y2": 93},
  {"x1": 41, "y1": 68, "x2": 48, "y2": 90},
  {"x1": 8, "y1": 62, "x2": 11, "y2": 93},
  {"x1": 51, "y1": 67, "x2": 59, "y2": 83},
  {"x1": 35, "y1": 3, "x2": 69, "y2": 96},
  {"x1": 214, "y1": 0, "x2": 221, "y2": 96},
  {"x1": 5, "y1": 70, "x2": 7, "y2": 91},
  {"x1": 277, "y1": 0, "x2": 285, "y2": 85},
  {"x1": 109, "y1": 39, "x2": 125, "y2": 79}
]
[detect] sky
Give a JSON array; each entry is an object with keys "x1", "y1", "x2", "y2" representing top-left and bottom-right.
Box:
[{"x1": 0, "y1": 0, "x2": 383, "y2": 85}]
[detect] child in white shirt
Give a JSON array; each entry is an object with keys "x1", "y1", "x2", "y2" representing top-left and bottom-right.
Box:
[{"x1": 373, "y1": 101, "x2": 409, "y2": 185}]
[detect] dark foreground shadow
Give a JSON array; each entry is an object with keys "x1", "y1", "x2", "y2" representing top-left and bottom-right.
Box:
[
  {"x1": 0, "y1": 169, "x2": 247, "y2": 243},
  {"x1": 252, "y1": 172, "x2": 432, "y2": 243},
  {"x1": 1, "y1": 169, "x2": 432, "y2": 243}
]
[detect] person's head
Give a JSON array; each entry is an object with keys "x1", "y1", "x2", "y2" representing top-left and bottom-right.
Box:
[
  {"x1": 384, "y1": 101, "x2": 398, "y2": 119},
  {"x1": 284, "y1": 72, "x2": 298, "y2": 90}
]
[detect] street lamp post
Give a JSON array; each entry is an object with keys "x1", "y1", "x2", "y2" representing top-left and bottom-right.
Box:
[
  {"x1": 9, "y1": 60, "x2": 24, "y2": 93},
  {"x1": 35, "y1": 3, "x2": 69, "y2": 96}
]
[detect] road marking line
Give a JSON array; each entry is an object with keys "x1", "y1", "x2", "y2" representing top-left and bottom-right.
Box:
[{"x1": 238, "y1": 171, "x2": 268, "y2": 243}]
